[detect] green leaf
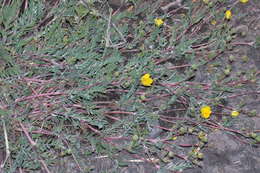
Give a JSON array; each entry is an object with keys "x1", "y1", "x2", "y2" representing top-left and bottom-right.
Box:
[
  {"x1": 0, "y1": 45, "x2": 12, "y2": 62},
  {"x1": 0, "y1": 108, "x2": 10, "y2": 117},
  {"x1": 255, "y1": 135, "x2": 260, "y2": 143},
  {"x1": 255, "y1": 35, "x2": 260, "y2": 47},
  {"x1": 118, "y1": 161, "x2": 129, "y2": 167},
  {"x1": 74, "y1": 4, "x2": 89, "y2": 18},
  {"x1": 1, "y1": 0, "x2": 21, "y2": 28}
]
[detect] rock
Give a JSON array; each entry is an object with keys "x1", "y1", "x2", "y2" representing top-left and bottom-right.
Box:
[{"x1": 184, "y1": 130, "x2": 260, "y2": 173}]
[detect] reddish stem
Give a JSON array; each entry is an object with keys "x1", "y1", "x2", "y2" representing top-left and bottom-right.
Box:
[
  {"x1": 105, "y1": 111, "x2": 135, "y2": 115},
  {"x1": 15, "y1": 92, "x2": 64, "y2": 102}
]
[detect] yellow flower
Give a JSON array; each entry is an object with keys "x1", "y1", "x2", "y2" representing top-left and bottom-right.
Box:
[
  {"x1": 231, "y1": 110, "x2": 239, "y2": 117},
  {"x1": 154, "y1": 18, "x2": 164, "y2": 27},
  {"x1": 211, "y1": 20, "x2": 217, "y2": 25},
  {"x1": 225, "y1": 10, "x2": 232, "y2": 20},
  {"x1": 140, "y1": 73, "x2": 153, "y2": 87},
  {"x1": 172, "y1": 136, "x2": 177, "y2": 140},
  {"x1": 200, "y1": 106, "x2": 212, "y2": 119},
  {"x1": 239, "y1": 0, "x2": 249, "y2": 3}
]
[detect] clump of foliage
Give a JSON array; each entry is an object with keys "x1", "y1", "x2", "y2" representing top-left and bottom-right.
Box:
[{"x1": 0, "y1": 0, "x2": 259, "y2": 172}]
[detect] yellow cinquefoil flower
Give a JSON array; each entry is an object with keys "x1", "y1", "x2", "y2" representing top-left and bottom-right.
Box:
[
  {"x1": 211, "y1": 20, "x2": 217, "y2": 25},
  {"x1": 239, "y1": 0, "x2": 249, "y2": 3},
  {"x1": 172, "y1": 136, "x2": 177, "y2": 140},
  {"x1": 231, "y1": 111, "x2": 239, "y2": 117},
  {"x1": 225, "y1": 10, "x2": 232, "y2": 20},
  {"x1": 154, "y1": 18, "x2": 164, "y2": 27},
  {"x1": 200, "y1": 106, "x2": 212, "y2": 119},
  {"x1": 140, "y1": 73, "x2": 153, "y2": 87}
]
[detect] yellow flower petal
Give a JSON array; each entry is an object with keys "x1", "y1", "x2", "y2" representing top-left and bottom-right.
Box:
[
  {"x1": 239, "y1": 0, "x2": 249, "y2": 3},
  {"x1": 231, "y1": 110, "x2": 239, "y2": 117},
  {"x1": 154, "y1": 18, "x2": 164, "y2": 27},
  {"x1": 225, "y1": 10, "x2": 232, "y2": 20},
  {"x1": 200, "y1": 106, "x2": 212, "y2": 119},
  {"x1": 140, "y1": 73, "x2": 153, "y2": 87}
]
